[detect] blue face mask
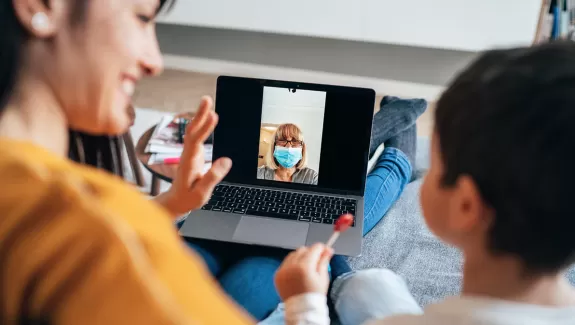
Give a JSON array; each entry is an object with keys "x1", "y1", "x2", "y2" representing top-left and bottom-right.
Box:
[{"x1": 273, "y1": 146, "x2": 302, "y2": 168}]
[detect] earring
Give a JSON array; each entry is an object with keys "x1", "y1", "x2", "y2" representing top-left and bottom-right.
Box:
[{"x1": 31, "y1": 12, "x2": 49, "y2": 31}]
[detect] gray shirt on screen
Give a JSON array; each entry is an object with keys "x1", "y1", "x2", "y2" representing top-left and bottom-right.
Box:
[{"x1": 257, "y1": 166, "x2": 318, "y2": 185}]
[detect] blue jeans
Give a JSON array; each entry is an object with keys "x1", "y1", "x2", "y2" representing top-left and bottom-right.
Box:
[
  {"x1": 179, "y1": 236, "x2": 289, "y2": 321},
  {"x1": 363, "y1": 148, "x2": 412, "y2": 235},
  {"x1": 182, "y1": 147, "x2": 412, "y2": 322}
]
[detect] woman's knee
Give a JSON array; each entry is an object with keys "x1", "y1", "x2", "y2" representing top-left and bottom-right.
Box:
[
  {"x1": 219, "y1": 256, "x2": 282, "y2": 290},
  {"x1": 219, "y1": 256, "x2": 283, "y2": 321},
  {"x1": 183, "y1": 240, "x2": 222, "y2": 276}
]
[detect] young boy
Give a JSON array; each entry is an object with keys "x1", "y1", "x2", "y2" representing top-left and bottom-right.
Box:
[{"x1": 273, "y1": 41, "x2": 575, "y2": 325}]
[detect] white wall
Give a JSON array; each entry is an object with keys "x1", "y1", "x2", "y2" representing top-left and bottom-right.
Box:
[
  {"x1": 159, "y1": 0, "x2": 542, "y2": 52},
  {"x1": 157, "y1": 24, "x2": 476, "y2": 100},
  {"x1": 261, "y1": 87, "x2": 326, "y2": 172},
  {"x1": 157, "y1": 0, "x2": 541, "y2": 99}
]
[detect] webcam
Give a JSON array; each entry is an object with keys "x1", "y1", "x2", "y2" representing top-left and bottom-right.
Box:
[{"x1": 289, "y1": 88, "x2": 297, "y2": 93}]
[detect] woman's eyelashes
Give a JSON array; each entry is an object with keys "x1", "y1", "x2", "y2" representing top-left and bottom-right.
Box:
[{"x1": 137, "y1": 14, "x2": 154, "y2": 24}]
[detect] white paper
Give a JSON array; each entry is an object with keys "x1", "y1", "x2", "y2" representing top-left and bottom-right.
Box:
[
  {"x1": 149, "y1": 157, "x2": 213, "y2": 177},
  {"x1": 148, "y1": 145, "x2": 212, "y2": 165}
]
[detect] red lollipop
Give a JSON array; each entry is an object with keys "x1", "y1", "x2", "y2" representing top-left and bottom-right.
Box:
[
  {"x1": 334, "y1": 214, "x2": 354, "y2": 232},
  {"x1": 326, "y1": 214, "x2": 355, "y2": 248}
]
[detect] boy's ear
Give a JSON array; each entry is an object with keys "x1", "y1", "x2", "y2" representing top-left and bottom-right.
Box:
[{"x1": 448, "y1": 175, "x2": 492, "y2": 233}]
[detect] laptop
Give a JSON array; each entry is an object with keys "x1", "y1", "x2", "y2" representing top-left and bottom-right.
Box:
[{"x1": 179, "y1": 76, "x2": 375, "y2": 256}]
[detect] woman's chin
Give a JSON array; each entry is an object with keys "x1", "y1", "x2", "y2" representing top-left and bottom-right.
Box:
[
  {"x1": 71, "y1": 118, "x2": 130, "y2": 136},
  {"x1": 99, "y1": 110, "x2": 132, "y2": 135},
  {"x1": 105, "y1": 118, "x2": 131, "y2": 136}
]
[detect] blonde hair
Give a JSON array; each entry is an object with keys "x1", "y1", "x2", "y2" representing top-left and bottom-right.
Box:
[{"x1": 265, "y1": 123, "x2": 308, "y2": 170}]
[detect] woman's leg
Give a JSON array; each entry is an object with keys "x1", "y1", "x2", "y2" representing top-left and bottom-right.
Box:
[
  {"x1": 178, "y1": 220, "x2": 286, "y2": 321},
  {"x1": 183, "y1": 238, "x2": 231, "y2": 276},
  {"x1": 182, "y1": 231, "x2": 286, "y2": 320},
  {"x1": 364, "y1": 95, "x2": 425, "y2": 233},
  {"x1": 370, "y1": 96, "x2": 427, "y2": 157},
  {"x1": 218, "y1": 250, "x2": 288, "y2": 321},
  {"x1": 176, "y1": 219, "x2": 227, "y2": 276},
  {"x1": 363, "y1": 143, "x2": 413, "y2": 235}
]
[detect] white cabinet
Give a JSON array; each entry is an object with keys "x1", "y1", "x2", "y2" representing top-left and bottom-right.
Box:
[{"x1": 159, "y1": 0, "x2": 542, "y2": 51}]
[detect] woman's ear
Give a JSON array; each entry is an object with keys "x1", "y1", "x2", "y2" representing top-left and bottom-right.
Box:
[{"x1": 12, "y1": 0, "x2": 66, "y2": 38}]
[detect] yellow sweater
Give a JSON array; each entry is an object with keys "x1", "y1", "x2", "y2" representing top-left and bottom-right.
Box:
[{"x1": 0, "y1": 138, "x2": 253, "y2": 325}]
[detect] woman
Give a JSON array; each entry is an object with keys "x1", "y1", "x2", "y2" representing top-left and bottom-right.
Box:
[
  {"x1": 0, "y1": 0, "x2": 265, "y2": 323},
  {"x1": 257, "y1": 123, "x2": 318, "y2": 185},
  {"x1": 0, "y1": 0, "x2": 426, "y2": 323}
]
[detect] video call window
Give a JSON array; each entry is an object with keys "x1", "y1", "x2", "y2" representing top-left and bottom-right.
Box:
[{"x1": 257, "y1": 86, "x2": 327, "y2": 185}]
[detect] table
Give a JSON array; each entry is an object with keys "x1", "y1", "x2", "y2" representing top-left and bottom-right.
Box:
[{"x1": 136, "y1": 125, "x2": 179, "y2": 196}]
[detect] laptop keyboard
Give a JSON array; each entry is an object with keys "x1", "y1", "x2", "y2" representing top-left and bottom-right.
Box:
[{"x1": 202, "y1": 184, "x2": 356, "y2": 226}]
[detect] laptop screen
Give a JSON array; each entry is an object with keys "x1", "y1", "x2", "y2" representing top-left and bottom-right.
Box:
[{"x1": 213, "y1": 76, "x2": 375, "y2": 196}]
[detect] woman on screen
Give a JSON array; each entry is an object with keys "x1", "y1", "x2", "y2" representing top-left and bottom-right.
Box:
[{"x1": 257, "y1": 123, "x2": 318, "y2": 185}]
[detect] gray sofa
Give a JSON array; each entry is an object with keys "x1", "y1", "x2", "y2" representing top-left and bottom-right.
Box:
[{"x1": 349, "y1": 137, "x2": 575, "y2": 307}]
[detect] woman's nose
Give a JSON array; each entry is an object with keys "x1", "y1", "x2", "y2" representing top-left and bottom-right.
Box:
[{"x1": 140, "y1": 34, "x2": 164, "y2": 77}]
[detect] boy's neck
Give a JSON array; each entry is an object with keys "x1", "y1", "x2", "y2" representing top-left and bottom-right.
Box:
[{"x1": 462, "y1": 250, "x2": 575, "y2": 307}]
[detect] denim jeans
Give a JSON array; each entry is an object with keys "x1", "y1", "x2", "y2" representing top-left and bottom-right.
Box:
[
  {"x1": 181, "y1": 236, "x2": 289, "y2": 321},
  {"x1": 178, "y1": 147, "x2": 411, "y2": 322},
  {"x1": 363, "y1": 148, "x2": 412, "y2": 236}
]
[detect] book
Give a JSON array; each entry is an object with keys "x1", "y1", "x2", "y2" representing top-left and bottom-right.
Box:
[
  {"x1": 145, "y1": 115, "x2": 182, "y2": 154},
  {"x1": 535, "y1": 0, "x2": 554, "y2": 43},
  {"x1": 145, "y1": 114, "x2": 213, "y2": 163},
  {"x1": 552, "y1": 1, "x2": 561, "y2": 39}
]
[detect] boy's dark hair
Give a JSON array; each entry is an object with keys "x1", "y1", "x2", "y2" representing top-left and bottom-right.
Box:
[{"x1": 435, "y1": 41, "x2": 575, "y2": 273}]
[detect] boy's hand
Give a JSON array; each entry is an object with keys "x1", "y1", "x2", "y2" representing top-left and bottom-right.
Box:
[{"x1": 274, "y1": 243, "x2": 334, "y2": 301}]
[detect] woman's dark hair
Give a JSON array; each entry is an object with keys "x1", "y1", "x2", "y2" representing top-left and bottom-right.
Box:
[{"x1": 0, "y1": 0, "x2": 174, "y2": 176}]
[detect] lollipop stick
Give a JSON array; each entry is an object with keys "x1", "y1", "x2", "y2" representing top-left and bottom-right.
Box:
[
  {"x1": 326, "y1": 231, "x2": 340, "y2": 248},
  {"x1": 325, "y1": 214, "x2": 354, "y2": 248}
]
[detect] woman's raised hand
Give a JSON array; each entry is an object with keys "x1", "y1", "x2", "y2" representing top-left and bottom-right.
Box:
[{"x1": 158, "y1": 96, "x2": 232, "y2": 216}]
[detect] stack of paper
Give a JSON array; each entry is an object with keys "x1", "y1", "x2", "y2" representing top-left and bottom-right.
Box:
[
  {"x1": 148, "y1": 145, "x2": 213, "y2": 165},
  {"x1": 146, "y1": 115, "x2": 213, "y2": 165}
]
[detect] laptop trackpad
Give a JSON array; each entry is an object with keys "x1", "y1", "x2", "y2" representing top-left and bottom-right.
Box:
[{"x1": 233, "y1": 217, "x2": 309, "y2": 249}]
